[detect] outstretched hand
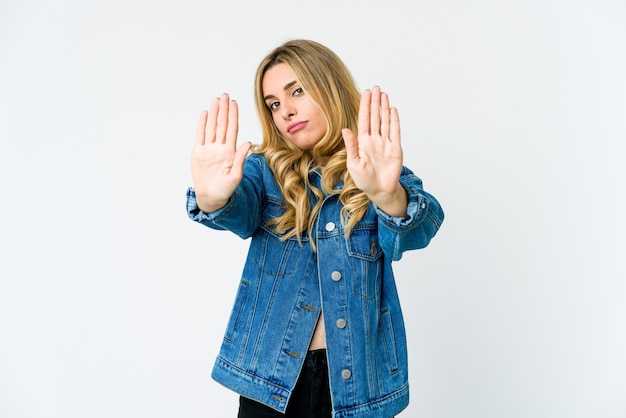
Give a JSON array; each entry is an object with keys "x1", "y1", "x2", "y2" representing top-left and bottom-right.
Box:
[
  {"x1": 342, "y1": 86, "x2": 407, "y2": 217},
  {"x1": 191, "y1": 93, "x2": 252, "y2": 213}
]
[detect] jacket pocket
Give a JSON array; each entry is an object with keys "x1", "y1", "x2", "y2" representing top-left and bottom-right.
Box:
[
  {"x1": 223, "y1": 279, "x2": 250, "y2": 344},
  {"x1": 378, "y1": 308, "x2": 399, "y2": 375},
  {"x1": 251, "y1": 199, "x2": 306, "y2": 276},
  {"x1": 346, "y1": 225, "x2": 383, "y2": 300},
  {"x1": 250, "y1": 232, "x2": 303, "y2": 276}
]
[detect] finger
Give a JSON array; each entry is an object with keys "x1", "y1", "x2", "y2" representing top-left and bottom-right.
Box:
[
  {"x1": 370, "y1": 86, "x2": 381, "y2": 135},
  {"x1": 357, "y1": 90, "x2": 372, "y2": 136},
  {"x1": 195, "y1": 110, "x2": 208, "y2": 146},
  {"x1": 205, "y1": 97, "x2": 220, "y2": 143},
  {"x1": 390, "y1": 107, "x2": 401, "y2": 145},
  {"x1": 226, "y1": 100, "x2": 239, "y2": 146},
  {"x1": 342, "y1": 128, "x2": 359, "y2": 162},
  {"x1": 233, "y1": 141, "x2": 252, "y2": 170},
  {"x1": 380, "y1": 92, "x2": 391, "y2": 140},
  {"x1": 215, "y1": 93, "x2": 230, "y2": 144}
]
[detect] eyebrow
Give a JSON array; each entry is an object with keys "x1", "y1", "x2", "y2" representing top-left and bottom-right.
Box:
[{"x1": 263, "y1": 80, "x2": 298, "y2": 102}]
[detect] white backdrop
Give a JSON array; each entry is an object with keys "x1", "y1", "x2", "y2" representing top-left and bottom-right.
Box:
[{"x1": 1, "y1": 0, "x2": 625, "y2": 417}]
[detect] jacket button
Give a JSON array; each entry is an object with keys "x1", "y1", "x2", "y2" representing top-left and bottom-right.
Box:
[
  {"x1": 336, "y1": 318, "x2": 347, "y2": 329},
  {"x1": 325, "y1": 222, "x2": 336, "y2": 231},
  {"x1": 341, "y1": 369, "x2": 352, "y2": 379},
  {"x1": 370, "y1": 241, "x2": 377, "y2": 256},
  {"x1": 331, "y1": 271, "x2": 342, "y2": 281}
]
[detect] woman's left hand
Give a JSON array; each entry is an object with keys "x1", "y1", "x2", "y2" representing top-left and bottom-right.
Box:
[{"x1": 342, "y1": 86, "x2": 407, "y2": 217}]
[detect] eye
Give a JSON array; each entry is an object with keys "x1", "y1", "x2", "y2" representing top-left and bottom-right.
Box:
[
  {"x1": 293, "y1": 87, "x2": 304, "y2": 97},
  {"x1": 268, "y1": 101, "x2": 279, "y2": 111}
]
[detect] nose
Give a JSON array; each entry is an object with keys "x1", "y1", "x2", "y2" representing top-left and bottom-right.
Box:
[{"x1": 280, "y1": 101, "x2": 296, "y2": 119}]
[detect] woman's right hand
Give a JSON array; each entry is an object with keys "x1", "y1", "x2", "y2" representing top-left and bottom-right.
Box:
[{"x1": 191, "y1": 93, "x2": 252, "y2": 213}]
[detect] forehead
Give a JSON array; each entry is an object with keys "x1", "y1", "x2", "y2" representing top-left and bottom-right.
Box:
[{"x1": 262, "y1": 62, "x2": 298, "y2": 94}]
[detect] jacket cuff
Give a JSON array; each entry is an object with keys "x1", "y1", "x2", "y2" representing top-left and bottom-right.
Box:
[
  {"x1": 374, "y1": 193, "x2": 427, "y2": 228},
  {"x1": 186, "y1": 187, "x2": 232, "y2": 223}
]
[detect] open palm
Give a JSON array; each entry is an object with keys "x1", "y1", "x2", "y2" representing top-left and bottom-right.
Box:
[
  {"x1": 191, "y1": 93, "x2": 251, "y2": 213},
  {"x1": 342, "y1": 86, "x2": 403, "y2": 201}
]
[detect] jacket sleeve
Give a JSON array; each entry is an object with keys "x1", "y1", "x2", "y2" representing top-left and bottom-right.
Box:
[
  {"x1": 375, "y1": 166, "x2": 444, "y2": 261},
  {"x1": 186, "y1": 155, "x2": 265, "y2": 240}
]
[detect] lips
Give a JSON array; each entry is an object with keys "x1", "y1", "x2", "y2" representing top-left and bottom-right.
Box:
[{"x1": 287, "y1": 121, "x2": 307, "y2": 134}]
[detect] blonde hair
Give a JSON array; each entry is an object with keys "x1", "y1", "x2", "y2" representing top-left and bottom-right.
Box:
[{"x1": 253, "y1": 39, "x2": 370, "y2": 247}]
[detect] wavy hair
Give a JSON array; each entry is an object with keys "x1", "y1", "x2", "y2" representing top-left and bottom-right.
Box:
[{"x1": 252, "y1": 39, "x2": 370, "y2": 247}]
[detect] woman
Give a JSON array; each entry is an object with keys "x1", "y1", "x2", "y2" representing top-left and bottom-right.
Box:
[{"x1": 187, "y1": 39, "x2": 444, "y2": 418}]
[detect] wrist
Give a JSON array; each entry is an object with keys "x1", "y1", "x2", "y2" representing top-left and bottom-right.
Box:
[
  {"x1": 368, "y1": 184, "x2": 408, "y2": 218},
  {"x1": 196, "y1": 195, "x2": 228, "y2": 213}
]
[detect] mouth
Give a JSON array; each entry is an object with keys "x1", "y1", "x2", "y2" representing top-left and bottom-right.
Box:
[{"x1": 287, "y1": 121, "x2": 307, "y2": 134}]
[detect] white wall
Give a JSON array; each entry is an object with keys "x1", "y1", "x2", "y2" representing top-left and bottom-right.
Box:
[{"x1": 1, "y1": 0, "x2": 625, "y2": 417}]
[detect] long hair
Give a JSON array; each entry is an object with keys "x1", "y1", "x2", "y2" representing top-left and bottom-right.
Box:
[{"x1": 253, "y1": 39, "x2": 370, "y2": 247}]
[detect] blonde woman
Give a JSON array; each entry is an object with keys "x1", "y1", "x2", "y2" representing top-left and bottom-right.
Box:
[{"x1": 187, "y1": 39, "x2": 444, "y2": 418}]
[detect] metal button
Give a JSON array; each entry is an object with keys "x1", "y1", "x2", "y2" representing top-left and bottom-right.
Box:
[
  {"x1": 336, "y1": 318, "x2": 347, "y2": 329},
  {"x1": 341, "y1": 369, "x2": 352, "y2": 379},
  {"x1": 325, "y1": 222, "x2": 336, "y2": 231},
  {"x1": 370, "y1": 241, "x2": 377, "y2": 257},
  {"x1": 331, "y1": 271, "x2": 342, "y2": 281}
]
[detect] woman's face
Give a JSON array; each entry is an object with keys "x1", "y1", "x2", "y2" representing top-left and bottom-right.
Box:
[{"x1": 262, "y1": 63, "x2": 326, "y2": 151}]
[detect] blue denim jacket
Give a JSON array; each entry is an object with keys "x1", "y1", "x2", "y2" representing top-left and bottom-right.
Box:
[{"x1": 187, "y1": 153, "x2": 444, "y2": 418}]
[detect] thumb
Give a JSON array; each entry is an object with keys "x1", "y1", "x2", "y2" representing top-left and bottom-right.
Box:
[{"x1": 233, "y1": 141, "x2": 252, "y2": 170}]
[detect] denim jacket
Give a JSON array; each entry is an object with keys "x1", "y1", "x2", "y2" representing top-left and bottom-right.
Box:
[{"x1": 187, "y1": 153, "x2": 444, "y2": 418}]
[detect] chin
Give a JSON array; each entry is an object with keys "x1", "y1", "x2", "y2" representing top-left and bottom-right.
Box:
[{"x1": 287, "y1": 141, "x2": 316, "y2": 151}]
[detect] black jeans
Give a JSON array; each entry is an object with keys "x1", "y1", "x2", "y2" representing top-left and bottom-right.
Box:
[{"x1": 238, "y1": 349, "x2": 332, "y2": 418}]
